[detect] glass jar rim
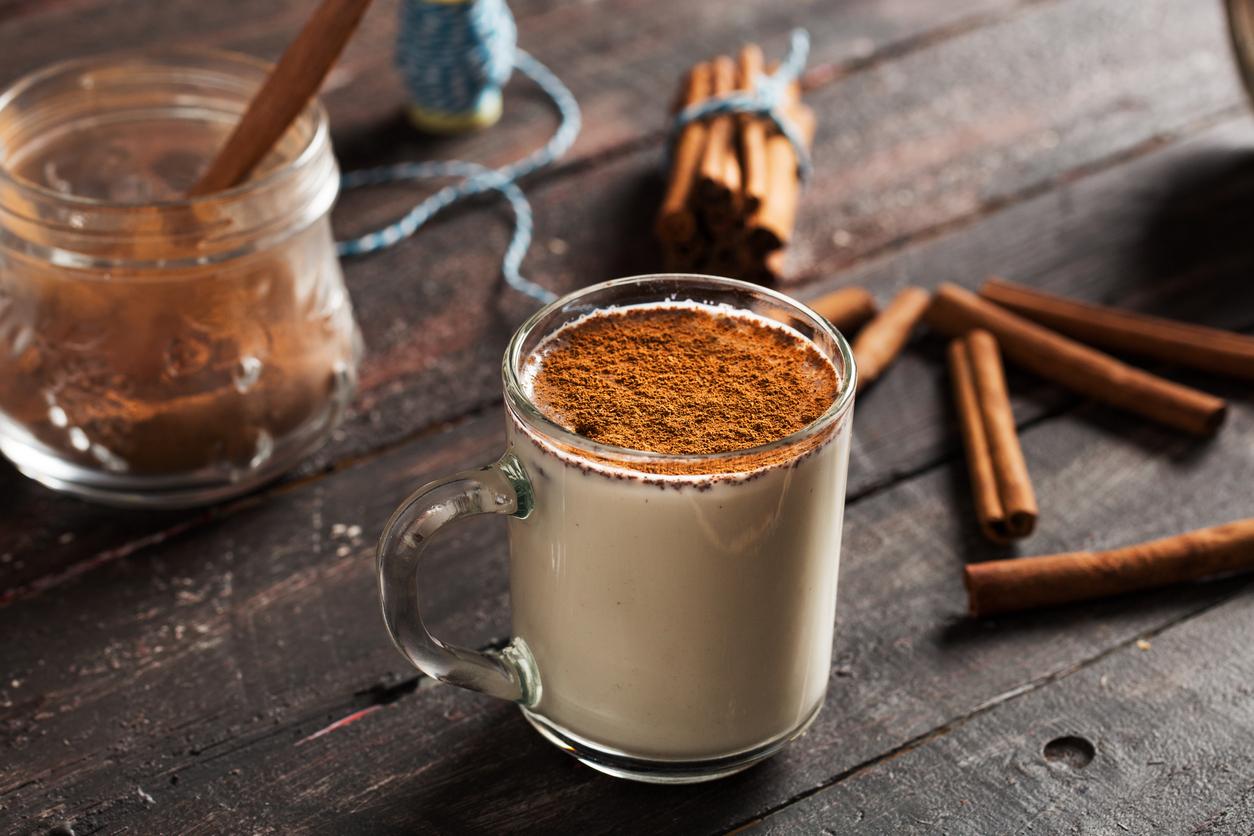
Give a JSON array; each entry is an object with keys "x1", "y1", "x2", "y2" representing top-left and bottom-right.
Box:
[
  {"x1": 0, "y1": 45, "x2": 330, "y2": 212},
  {"x1": 502, "y1": 273, "x2": 858, "y2": 467}
]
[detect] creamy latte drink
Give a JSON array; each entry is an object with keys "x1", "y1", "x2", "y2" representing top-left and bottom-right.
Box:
[
  {"x1": 377, "y1": 275, "x2": 856, "y2": 783},
  {"x1": 510, "y1": 303, "x2": 850, "y2": 760}
]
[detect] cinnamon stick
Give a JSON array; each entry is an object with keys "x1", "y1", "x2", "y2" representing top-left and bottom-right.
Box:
[
  {"x1": 852, "y1": 286, "x2": 931, "y2": 392},
  {"x1": 697, "y1": 56, "x2": 739, "y2": 218},
  {"x1": 661, "y1": 238, "x2": 704, "y2": 273},
  {"x1": 655, "y1": 62, "x2": 713, "y2": 246},
  {"x1": 966, "y1": 518, "x2": 1254, "y2": 616},
  {"x1": 949, "y1": 330, "x2": 1037, "y2": 543},
  {"x1": 191, "y1": 0, "x2": 375, "y2": 196},
  {"x1": 807, "y1": 287, "x2": 878, "y2": 334},
  {"x1": 925, "y1": 283, "x2": 1227, "y2": 436},
  {"x1": 742, "y1": 248, "x2": 787, "y2": 284},
  {"x1": 981, "y1": 277, "x2": 1254, "y2": 381},
  {"x1": 722, "y1": 152, "x2": 742, "y2": 208},
  {"x1": 707, "y1": 244, "x2": 741, "y2": 279},
  {"x1": 738, "y1": 44, "x2": 769, "y2": 216},
  {"x1": 746, "y1": 104, "x2": 815, "y2": 254}
]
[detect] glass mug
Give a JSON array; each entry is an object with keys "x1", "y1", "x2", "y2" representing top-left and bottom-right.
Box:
[
  {"x1": 0, "y1": 49, "x2": 359, "y2": 507},
  {"x1": 377, "y1": 275, "x2": 856, "y2": 783}
]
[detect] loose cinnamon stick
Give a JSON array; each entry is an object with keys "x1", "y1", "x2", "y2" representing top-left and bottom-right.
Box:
[
  {"x1": 949, "y1": 330, "x2": 1037, "y2": 543},
  {"x1": 966, "y1": 518, "x2": 1254, "y2": 616},
  {"x1": 981, "y1": 278, "x2": 1254, "y2": 381},
  {"x1": 807, "y1": 287, "x2": 878, "y2": 334},
  {"x1": 738, "y1": 44, "x2": 769, "y2": 216},
  {"x1": 191, "y1": 0, "x2": 375, "y2": 196},
  {"x1": 852, "y1": 286, "x2": 931, "y2": 392},
  {"x1": 697, "y1": 56, "x2": 739, "y2": 214},
  {"x1": 746, "y1": 104, "x2": 815, "y2": 254},
  {"x1": 655, "y1": 63, "x2": 713, "y2": 246},
  {"x1": 925, "y1": 283, "x2": 1227, "y2": 436}
]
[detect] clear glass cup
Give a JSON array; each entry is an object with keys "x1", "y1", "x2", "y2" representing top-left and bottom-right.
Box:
[
  {"x1": 0, "y1": 49, "x2": 360, "y2": 507},
  {"x1": 378, "y1": 274, "x2": 856, "y2": 783}
]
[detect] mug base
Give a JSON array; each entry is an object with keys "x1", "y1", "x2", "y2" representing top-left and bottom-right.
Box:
[{"x1": 520, "y1": 702, "x2": 822, "y2": 784}]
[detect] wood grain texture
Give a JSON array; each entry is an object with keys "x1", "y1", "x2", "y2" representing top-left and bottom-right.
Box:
[
  {"x1": 5, "y1": 389, "x2": 1254, "y2": 833},
  {"x1": 787, "y1": 0, "x2": 1245, "y2": 278},
  {"x1": 320, "y1": 0, "x2": 1254, "y2": 468},
  {"x1": 0, "y1": 0, "x2": 1028, "y2": 173},
  {"x1": 0, "y1": 0, "x2": 1040, "y2": 595},
  {"x1": 2, "y1": 0, "x2": 1233, "y2": 476},
  {"x1": 808, "y1": 117, "x2": 1254, "y2": 502},
  {"x1": 9, "y1": 38, "x2": 1254, "y2": 631},
  {"x1": 4, "y1": 0, "x2": 1254, "y2": 831},
  {"x1": 751, "y1": 589, "x2": 1254, "y2": 834}
]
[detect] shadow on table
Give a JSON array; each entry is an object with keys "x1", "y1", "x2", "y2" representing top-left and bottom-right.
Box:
[
  {"x1": 1133, "y1": 145, "x2": 1254, "y2": 314},
  {"x1": 347, "y1": 699, "x2": 782, "y2": 834}
]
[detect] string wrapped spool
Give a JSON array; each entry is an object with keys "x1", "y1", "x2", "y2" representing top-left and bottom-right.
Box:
[
  {"x1": 395, "y1": 0, "x2": 517, "y2": 133},
  {"x1": 336, "y1": 0, "x2": 580, "y2": 305}
]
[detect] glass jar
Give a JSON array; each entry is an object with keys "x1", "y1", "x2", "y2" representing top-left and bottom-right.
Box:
[
  {"x1": 0, "y1": 49, "x2": 360, "y2": 507},
  {"x1": 1228, "y1": 0, "x2": 1254, "y2": 103}
]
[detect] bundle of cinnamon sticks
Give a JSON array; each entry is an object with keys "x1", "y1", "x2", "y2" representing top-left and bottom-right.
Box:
[
  {"x1": 656, "y1": 44, "x2": 815, "y2": 283},
  {"x1": 801, "y1": 277, "x2": 1254, "y2": 617}
]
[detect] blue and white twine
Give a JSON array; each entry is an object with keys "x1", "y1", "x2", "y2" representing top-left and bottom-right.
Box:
[
  {"x1": 671, "y1": 29, "x2": 813, "y2": 182},
  {"x1": 395, "y1": 0, "x2": 516, "y2": 127},
  {"x1": 336, "y1": 0, "x2": 580, "y2": 305}
]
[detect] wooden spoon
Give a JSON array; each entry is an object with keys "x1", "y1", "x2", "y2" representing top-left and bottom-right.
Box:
[{"x1": 189, "y1": 0, "x2": 375, "y2": 197}]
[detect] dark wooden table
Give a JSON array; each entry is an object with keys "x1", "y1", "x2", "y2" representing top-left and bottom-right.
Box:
[{"x1": 5, "y1": 0, "x2": 1254, "y2": 832}]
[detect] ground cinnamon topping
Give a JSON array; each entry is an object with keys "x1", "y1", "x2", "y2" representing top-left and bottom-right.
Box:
[{"x1": 526, "y1": 304, "x2": 840, "y2": 458}]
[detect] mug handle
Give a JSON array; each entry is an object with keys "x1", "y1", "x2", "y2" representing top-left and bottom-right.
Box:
[{"x1": 376, "y1": 452, "x2": 539, "y2": 705}]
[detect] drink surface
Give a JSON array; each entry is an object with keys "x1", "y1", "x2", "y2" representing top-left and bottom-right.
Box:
[{"x1": 523, "y1": 303, "x2": 840, "y2": 458}]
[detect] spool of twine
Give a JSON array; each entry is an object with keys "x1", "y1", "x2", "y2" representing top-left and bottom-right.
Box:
[{"x1": 396, "y1": 0, "x2": 517, "y2": 133}]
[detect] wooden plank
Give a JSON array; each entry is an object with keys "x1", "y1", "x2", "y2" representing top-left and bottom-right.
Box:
[
  {"x1": 749, "y1": 588, "x2": 1254, "y2": 834},
  {"x1": 5, "y1": 379, "x2": 1254, "y2": 832}
]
